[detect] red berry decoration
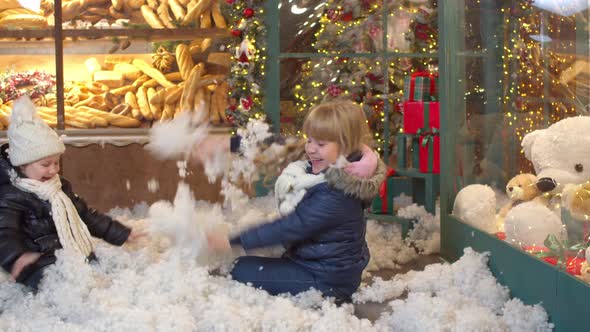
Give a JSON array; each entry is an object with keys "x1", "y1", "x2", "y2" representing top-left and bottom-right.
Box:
[
  {"x1": 231, "y1": 29, "x2": 242, "y2": 37},
  {"x1": 243, "y1": 8, "x2": 254, "y2": 18}
]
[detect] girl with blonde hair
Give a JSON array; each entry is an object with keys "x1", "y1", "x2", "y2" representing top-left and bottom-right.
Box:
[{"x1": 206, "y1": 100, "x2": 386, "y2": 302}]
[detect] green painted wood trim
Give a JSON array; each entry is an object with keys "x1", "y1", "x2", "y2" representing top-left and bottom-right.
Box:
[
  {"x1": 443, "y1": 216, "x2": 590, "y2": 332},
  {"x1": 438, "y1": 1, "x2": 460, "y2": 217},
  {"x1": 365, "y1": 213, "x2": 415, "y2": 239},
  {"x1": 264, "y1": 0, "x2": 280, "y2": 133}
]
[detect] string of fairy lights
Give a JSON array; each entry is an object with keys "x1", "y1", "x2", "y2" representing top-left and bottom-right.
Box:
[
  {"x1": 223, "y1": 0, "x2": 267, "y2": 128},
  {"x1": 500, "y1": 1, "x2": 581, "y2": 145},
  {"x1": 292, "y1": 1, "x2": 438, "y2": 154}
]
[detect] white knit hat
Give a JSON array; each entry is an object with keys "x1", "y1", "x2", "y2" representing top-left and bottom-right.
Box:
[{"x1": 7, "y1": 96, "x2": 65, "y2": 166}]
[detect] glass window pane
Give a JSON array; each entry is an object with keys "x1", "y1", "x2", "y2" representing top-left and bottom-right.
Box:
[
  {"x1": 451, "y1": 1, "x2": 590, "y2": 266},
  {"x1": 280, "y1": 0, "x2": 384, "y2": 54},
  {"x1": 0, "y1": 42, "x2": 57, "y2": 131}
]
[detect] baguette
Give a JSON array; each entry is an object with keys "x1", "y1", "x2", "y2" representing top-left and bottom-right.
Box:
[
  {"x1": 175, "y1": 44, "x2": 194, "y2": 80},
  {"x1": 157, "y1": 0, "x2": 176, "y2": 29},
  {"x1": 126, "y1": 0, "x2": 145, "y2": 10},
  {"x1": 200, "y1": 9, "x2": 212, "y2": 28},
  {"x1": 62, "y1": 0, "x2": 82, "y2": 21},
  {"x1": 182, "y1": 0, "x2": 212, "y2": 25},
  {"x1": 111, "y1": 0, "x2": 124, "y2": 10},
  {"x1": 132, "y1": 74, "x2": 150, "y2": 89},
  {"x1": 180, "y1": 63, "x2": 204, "y2": 112},
  {"x1": 136, "y1": 86, "x2": 153, "y2": 120},
  {"x1": 168, "y1": 0, "x2": 185, "y2": 21},
  {"x1": 0, "y1": 8, "x2": 36, "y2": 19},
  {"x1": 141, "y1": 5, "x2": 165, "y2": 28},
  {"x1": 125, "y1": 91, "x2": 140, "y2": 109},
  {"x1": 147, "y1": 87, "x2": 162, "y2": 119},
  {"x1": 111, "y1": 85, "x2": 136, "y2": 96},
  {"x1": 161, "y1": 102, "x2": 175, "y2": 121},
  {"x1": 78, "y1": 106, "x2": 142, "y2": 128},
  {"x1": 211, "y1": 0, "x2": 226, "y2": 28},
  {"x1": 147, "y1": 0, "x2": 158, "y2": 10},
  {"x1": 0, "y1": 14, "x2": 48, "y2": 28},
  {"x1": 165, "y1": 82, "x2": 184, "y2": 104},
  {"x1": 114, "y1": 63, "x2": 143, "y2": 81},
  {"x1": 132, "y1": 59, "x2": 175, "y2": 88}
]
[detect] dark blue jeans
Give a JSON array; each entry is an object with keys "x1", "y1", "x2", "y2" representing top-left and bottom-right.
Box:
[{"x1": 230, "y1": 256, "x2": 350, "y2": 300}]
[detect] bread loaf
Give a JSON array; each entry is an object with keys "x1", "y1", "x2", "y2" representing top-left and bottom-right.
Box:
[
  {"x1": 111, "y1": 0, "x2": 124, "y2": 10},
  {"x1": 114, "y1": 63, "x2": 143, "y2": 81},
  {"x1": 182, "y1": 0, "x2": 211, "y2": 25},
  {"x1": 0, "y1": 8, "x2": 36, "y2": 19},
  {"x1": 132, "y1": 59, "x2": 175, "y2": 88},
  {"x1": 211, "y1": 0, "x2": 226, "y2": 28},
  {"x1": 175, "y1": 44, "x2": 194, "y2": 80},
  {"x1": 93, "y1": 71, "x2": 125, "y2": 88},
  {"x1": 157, "y1": 0, "x2": 176, "y2": 29},
  {"x1": 200, "y1": 9, "x2": 212, "y2": 28},
  {"x1": 147, "y1": 87, "x2": 162, "y2": 119},
  {"x1": 77, "y1": 106, "x2": 142, "y2": 128},
  {"x1": 168, "y1": 0, "x2": 185, "y2": 21},
  {"x1": 0, "y1": 14, "x2": 47, "y2": 28},
  {"x1": 141, "y1": 5, "x2": 164, "y2": 28},
  {"x1": 136, "y1": 86, "x2": 153, "y2": 120}
]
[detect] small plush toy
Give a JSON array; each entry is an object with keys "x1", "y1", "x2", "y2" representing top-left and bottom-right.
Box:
[
  {"x1": 563, "y1": 181, "x2": 590, "y2": 220},
  {"x1": 455, "y1": 116, "x2": 590, "y2": 245},
  {"x1": 498, "y1": 173, "x2": 545, "y2": 218}
]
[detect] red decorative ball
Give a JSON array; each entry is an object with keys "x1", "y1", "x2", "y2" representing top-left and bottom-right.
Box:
[
  {"x1": 226, "y1": 0, "x2": 234, "y2": 4},
  {"x1": 231, "y1": 29, "x2": 242, "y2": 37},
  {"x1": 243, "y1": 8, "x2": 254, "y2": 18}
]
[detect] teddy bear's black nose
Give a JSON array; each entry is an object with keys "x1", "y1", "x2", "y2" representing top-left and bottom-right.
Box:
[{"x1": 537, "y1": 177, "x2": 557, "y2": 192}]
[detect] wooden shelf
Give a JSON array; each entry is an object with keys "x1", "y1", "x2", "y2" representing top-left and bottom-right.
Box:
[{"x1": 0, "y1": 27, "x2": 229, "y2": 41}]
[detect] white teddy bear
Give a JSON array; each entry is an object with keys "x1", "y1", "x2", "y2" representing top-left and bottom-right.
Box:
[{"x1": 454, "y1": 116, "x2": 590, "y2": 247}]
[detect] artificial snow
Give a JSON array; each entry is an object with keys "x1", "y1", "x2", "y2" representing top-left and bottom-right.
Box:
[{"x1": 0, "y1": 195, "x2": 553, "y2": 331}]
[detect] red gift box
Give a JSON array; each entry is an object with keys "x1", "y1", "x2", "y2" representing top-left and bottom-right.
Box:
[
  {"x1": 418, "y1": 134, "x2": 440, "y2": 174},
  {"x1": 523, "y1": 245, "x2": 586, "y2": 276},
  {"x1": 543, "y1": 256, "x2": 586, "y2": 276},
  {"x1": 403, "y1": 101, "x2": 440, "y2": 134}
]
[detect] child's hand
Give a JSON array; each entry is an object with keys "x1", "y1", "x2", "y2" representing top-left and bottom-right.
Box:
[
  {"x1": 127, "y1": 228, "x2": 148, "y2": 243},
  {"x1": 10, "y1": 252, "x2": 41, "y2": 280},
  {"x1": 207, "y1": 232, "x2": 231, "y2": 252}
]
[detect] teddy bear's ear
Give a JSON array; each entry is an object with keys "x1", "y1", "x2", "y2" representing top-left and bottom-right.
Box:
[{"x1": 521, "y1": 129, "x2": 544, "y2": 160}]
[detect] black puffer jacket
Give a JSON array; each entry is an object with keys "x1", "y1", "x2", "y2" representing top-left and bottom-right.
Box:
[{"x1": 0, "y1": 144, "x2": 130, "y2": 289}]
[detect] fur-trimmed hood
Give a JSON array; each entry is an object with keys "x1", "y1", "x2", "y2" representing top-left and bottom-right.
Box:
[{"x1": 325, "y1": 157, "x2": 387, "y2": 202}]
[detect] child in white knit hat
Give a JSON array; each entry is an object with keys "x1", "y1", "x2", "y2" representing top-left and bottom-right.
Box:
[{"x1": 0, "y1": 96, "x2": 144, "y2": 291}]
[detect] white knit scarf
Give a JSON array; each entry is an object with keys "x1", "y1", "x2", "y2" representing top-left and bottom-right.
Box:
[
  {"x1": 274, "y1": 160, "x2": 326, "y2": 216},
  {"x1": 11, "y1": 173, "x2": 94, "y2": 258}
]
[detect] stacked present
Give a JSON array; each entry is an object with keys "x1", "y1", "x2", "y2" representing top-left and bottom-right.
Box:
[
  {"x1": 402, "y1": 71, "x2": 440, "y2": 173},
  {"x1": 369, "y1": 168, "x2": 413, "y2": 214}
]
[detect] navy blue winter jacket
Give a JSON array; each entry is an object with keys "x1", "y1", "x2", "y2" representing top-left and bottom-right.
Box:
[{"x1": 234, "y1": 158, "x2": 387, "y2": 296}]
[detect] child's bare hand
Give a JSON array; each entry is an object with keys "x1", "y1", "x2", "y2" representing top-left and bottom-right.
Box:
[
  {"x1": 127, "y1": 228, "x2": 148, "y2": 243},
  {"x1": 10, "y1": 252, "x2": 41, "y2": 280},
  {"x1": 207, "y1": 232, "x2": 230, "y2": 252}
]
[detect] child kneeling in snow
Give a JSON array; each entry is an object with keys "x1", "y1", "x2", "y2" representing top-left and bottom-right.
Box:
[
  {"x1": 206, "y1": 101, "x2": 386, "y2": 301},
  {"x1": 0, "y1": 96, "x2": 143, "y2": 291}
]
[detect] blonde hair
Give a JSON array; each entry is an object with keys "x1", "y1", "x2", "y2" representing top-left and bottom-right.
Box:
[
  {"x1": 254, "y1": 100, "x2": 371, "y2": 181},
  {"x1": 302, "y1": 100, "x2": 371, "y2": 155}
]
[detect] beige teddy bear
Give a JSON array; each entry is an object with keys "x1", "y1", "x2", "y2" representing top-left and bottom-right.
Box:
[{"x1": 498, "y1": 173, "x2": 546, "y2": 218}]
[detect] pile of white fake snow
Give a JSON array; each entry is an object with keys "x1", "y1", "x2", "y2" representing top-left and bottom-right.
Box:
[{"x1": 0, "y1": 194, "x2": 552, "y2": 331}]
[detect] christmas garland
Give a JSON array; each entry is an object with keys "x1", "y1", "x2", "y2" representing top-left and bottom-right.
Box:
[
  {"x1": 223, "y1": 0, "x2": 266, "y2": 128},
  {"x1": 0, "y1": 70, "x2": 56, "y2": 103}
]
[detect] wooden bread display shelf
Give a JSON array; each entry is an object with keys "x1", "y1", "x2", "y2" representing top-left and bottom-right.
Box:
[{"x1": 0, "y1": 27, "x2": 229, "y2": 41}]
